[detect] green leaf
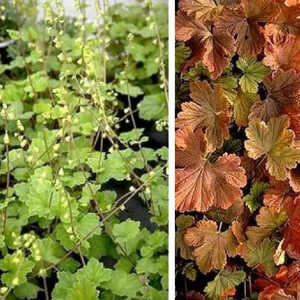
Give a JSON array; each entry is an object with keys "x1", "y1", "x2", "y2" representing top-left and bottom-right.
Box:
[
  {"x1": 138, "y1": 93, "x2": 168, "y2": 121},
  {"x1": 114, "y1": 257, "x2": 133, "y2": 273},
  {"x1": 60, "y1": 171, "x2": 87, "y2": 188},
  {"x1": 76, "y1": 258, "x2": 113, "y2": 286},
  {"x1": 86, "y1": 152, "x2": 105, "y2": 173},
  {"x1": 182, "y1": 62, "x2": 209, "y2": 81},
  {"x1": 128, "y1": 42, "x2": 151, "y2": 62},
  {"x1": 97, "y1": 190, "x2": 117, "y2": 211},
  {"x1": 156, "y1": 146, "x2": 168, "y2": 160},
  {"x1": 140, "y1": 231, "x2": 168, "y2": 258},
  {"x1": 216, "y1": 76, "x2": 238, "y2": 104},
  {"x1": 33, "y1": 99, "x2": 52, "y2": 114},
  {"x1": 25, "y1": 72, "x2": 49, "y2": 93},
  {"x1": 0, "y1": 82, "x2": 26, "y2": 103},
  {"x1": 175, "y1": 43, "x2": 191, "y2": 72},
  {"x1": 136, "y1": 257, "x2": 160, "y2": 274},
  {"x1": 244, "y1": 181, "x2": 270, "y2": 212},
  {"x1": 14, "y1": 282, "x2": 41, "y2": 299},
  {"x1": 76, "y1": 213, "x2": 101, "y2": 243},
  {"x1": 205, "y1": 270, "x2": 246, "y2": 300},
  {"x1": 119, "y1": 129, "x2": 145, "y2": 144},
  {"x1": 98, "y1": 149, "x2": 144, "y2": 184},
  {"x1": 0, "y1": 252, "x2": 35, "y2": 288},
  {"x1": 52, "y1": 272, "x2": 74, "y2": 300},
  {"x1": 112, "y1": 219, "x2": 142, "y2": 255},
  {"x1": 52, "y1": 259, "x2": 112, "y2": 300},
  {"x1": 102, "y1": 270, "x2": 143, "y2": 299},
  {"x1": 115, "y1": 82, "x2": 144, "y2": 97},
  {"x1": 237, "y1": 57, "x2": 269, "y2": 94},
  {"x1": 182, "y1": 263, "x2": 197, "y2": 281},
  {"x1": 36, "y1": 237, "x2": 66, "y2": 265},
  {"x1": 87, "y1": 235, "x2": 118, "y2": 260},
  {"x1": 112, "y1": 219, "x2": 140, "y2": 244},
  {"x1": 56, "y1": 216, "x2": 100, "y2": 251},
  {"x1": 245, "y1": 238, "x2": 277, "y2": 277},
  {"x1": 68, "y1": 278, "x2": 99, "y2": 300}
]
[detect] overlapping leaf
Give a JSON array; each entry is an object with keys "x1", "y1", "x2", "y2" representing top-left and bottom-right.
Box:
[
  {"x1": 264, "y1": 178, "x2": 295, "y2": 210},
  {"x1": 255, "y1": 262, "x2": 300, "y2": 299},
  {"x1": 245, "y1": 115, "x2": 300, "y2": 180},
  {"x1": 176, "y1": 11, "x2": 235, "y2": 79},
  {"x1": 184, "y1": 220, "x2": 239, "y2": 273},
  {"x1": 237, "y1": 57, "x2": 269, "y2": 94},
  {"x1": 250, "y1": 70, "x2": 300, "y2": 122},
  {"x1": 176, "y1": 215, "x2": 195, "y2": 260},
  {"x1": 176, "y1": 127, "x2": 247, "y2": 212},
  {"x1": 176, "y1": 80, "x2": 231, "y2": 150},
  {"x1": 243, "y1": 181, "x2": 270, "y2": 212},
  {"x1": 263, "y1": 24, "x2": 300, "y2": 72},
  {"x1": 246, "y1": 206, "x2": 287, "y2": 245},
  {"x1": 243, "y1": 238, "x2": 278, "y2": 277},
  {"x1": 178, "y1": 0, "x2": 224, "y2": 22},
  {"x1": 215, "y1": 0, "x2": 278, "y2": 58},
  {"x1": 233, "y1": 92, "x2": 259, "y2": 127},
  {"x1": 204, "y1": 270, "x2": 246, "y2": 300},
  {"x1": 283, "y1": 196, "x2": 300, "y2": 259}
]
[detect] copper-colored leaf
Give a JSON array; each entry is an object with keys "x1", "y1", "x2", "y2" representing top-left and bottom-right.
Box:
[
  {"x1": 250, "y1": 70, "x2": 300, "y2": 122},
  {"x1": 184, "y1": 220, "x2": 239, "y2": 273},
  {"x1": 207, "y1": 200, "x2": 245, "y2": 224},
  {"x1": 245, "y1": 115, "x2": 300, "y2": 180},
  {"x1": 259, "y1": 287, "x2": 295, "y2": 300},
  {"x1": 256, "y1": 262, "x2": 300, "y2": 299},
  {"x1": 263, "y1": 24, "x2": 300, "y2": 72},
  {"x1": 175, "y1": 10, "x2": 207, "y2": 42},
  {"x1": 176, "y1": 215, "x2": 196, "y2": 259},
  {"x1": 282, "y1": 103, "x2": 300, "y2": 147},
  {"x1": 288, "y1": 166, "x2": 300, "y2": 193},
  {"x1": 215, "y1": 0, "x2": 278, "y2": 58},
  {"x1": 176, "y1": 127, "x2": 247, "y2": 212},
  {"x1": 264, "y1": 179, "x2": 294, "y2": 210},
  {"x1": 176, "y1": 81, "x2": 231, "y2": 150},
  {"x1": 176, "y1": 11, "x2": 235, "y2": 79},
  {"x1": 246, "y1": 206, "x2": 288, "y2": 245},
  {"x1": 241, "y1": 152, "x2": 269, "y2": 181},
  {"x1": 175, "y1": 126, "x2": 208, "y2": 168},
  {"x1": 274, "y1": 2, "x2": 300, "y2": 32},
  {"x1": 286, "y1": 261, "x2": 300, "y2": 283},
  {"x1": 283, "y1": 196, "x2": 300, "y2": 259},
  {"x1": 187, "y1": 291, "x2": 205, "y2": 300},
  {"x1": 178, "y1": 0, "x2": 224, "y2": 22},
  {"x1": 232, "y1": 220, "x2": 247, "y2": 244}
]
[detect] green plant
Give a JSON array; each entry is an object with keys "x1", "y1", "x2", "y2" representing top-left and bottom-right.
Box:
[{"x1": 0, "y1": 0, "x2": 168, "y2": 299}]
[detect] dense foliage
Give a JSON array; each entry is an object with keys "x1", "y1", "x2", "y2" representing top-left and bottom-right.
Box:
[
  {"x1": 175, "y1": 0, "x2": 300, "y2": 299},
  {"x1": 0, "y1": 0, "x2": 168, "y2": 299}
]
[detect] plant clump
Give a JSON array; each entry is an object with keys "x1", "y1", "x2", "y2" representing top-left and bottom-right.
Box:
[
  {"x1": 0, "y1": 0, "x2": 168, "y2": 299},
  {"x1": 175, "y1": 0, "x2": 300, "y2": 299}
]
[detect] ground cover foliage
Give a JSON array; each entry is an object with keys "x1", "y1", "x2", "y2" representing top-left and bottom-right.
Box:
[
  {"x1": 0, "y1": 0, "x2": 168, "y2": 299},
  {"x1": 175, "y1": 0, "x2": 300, "y2": 299}
]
